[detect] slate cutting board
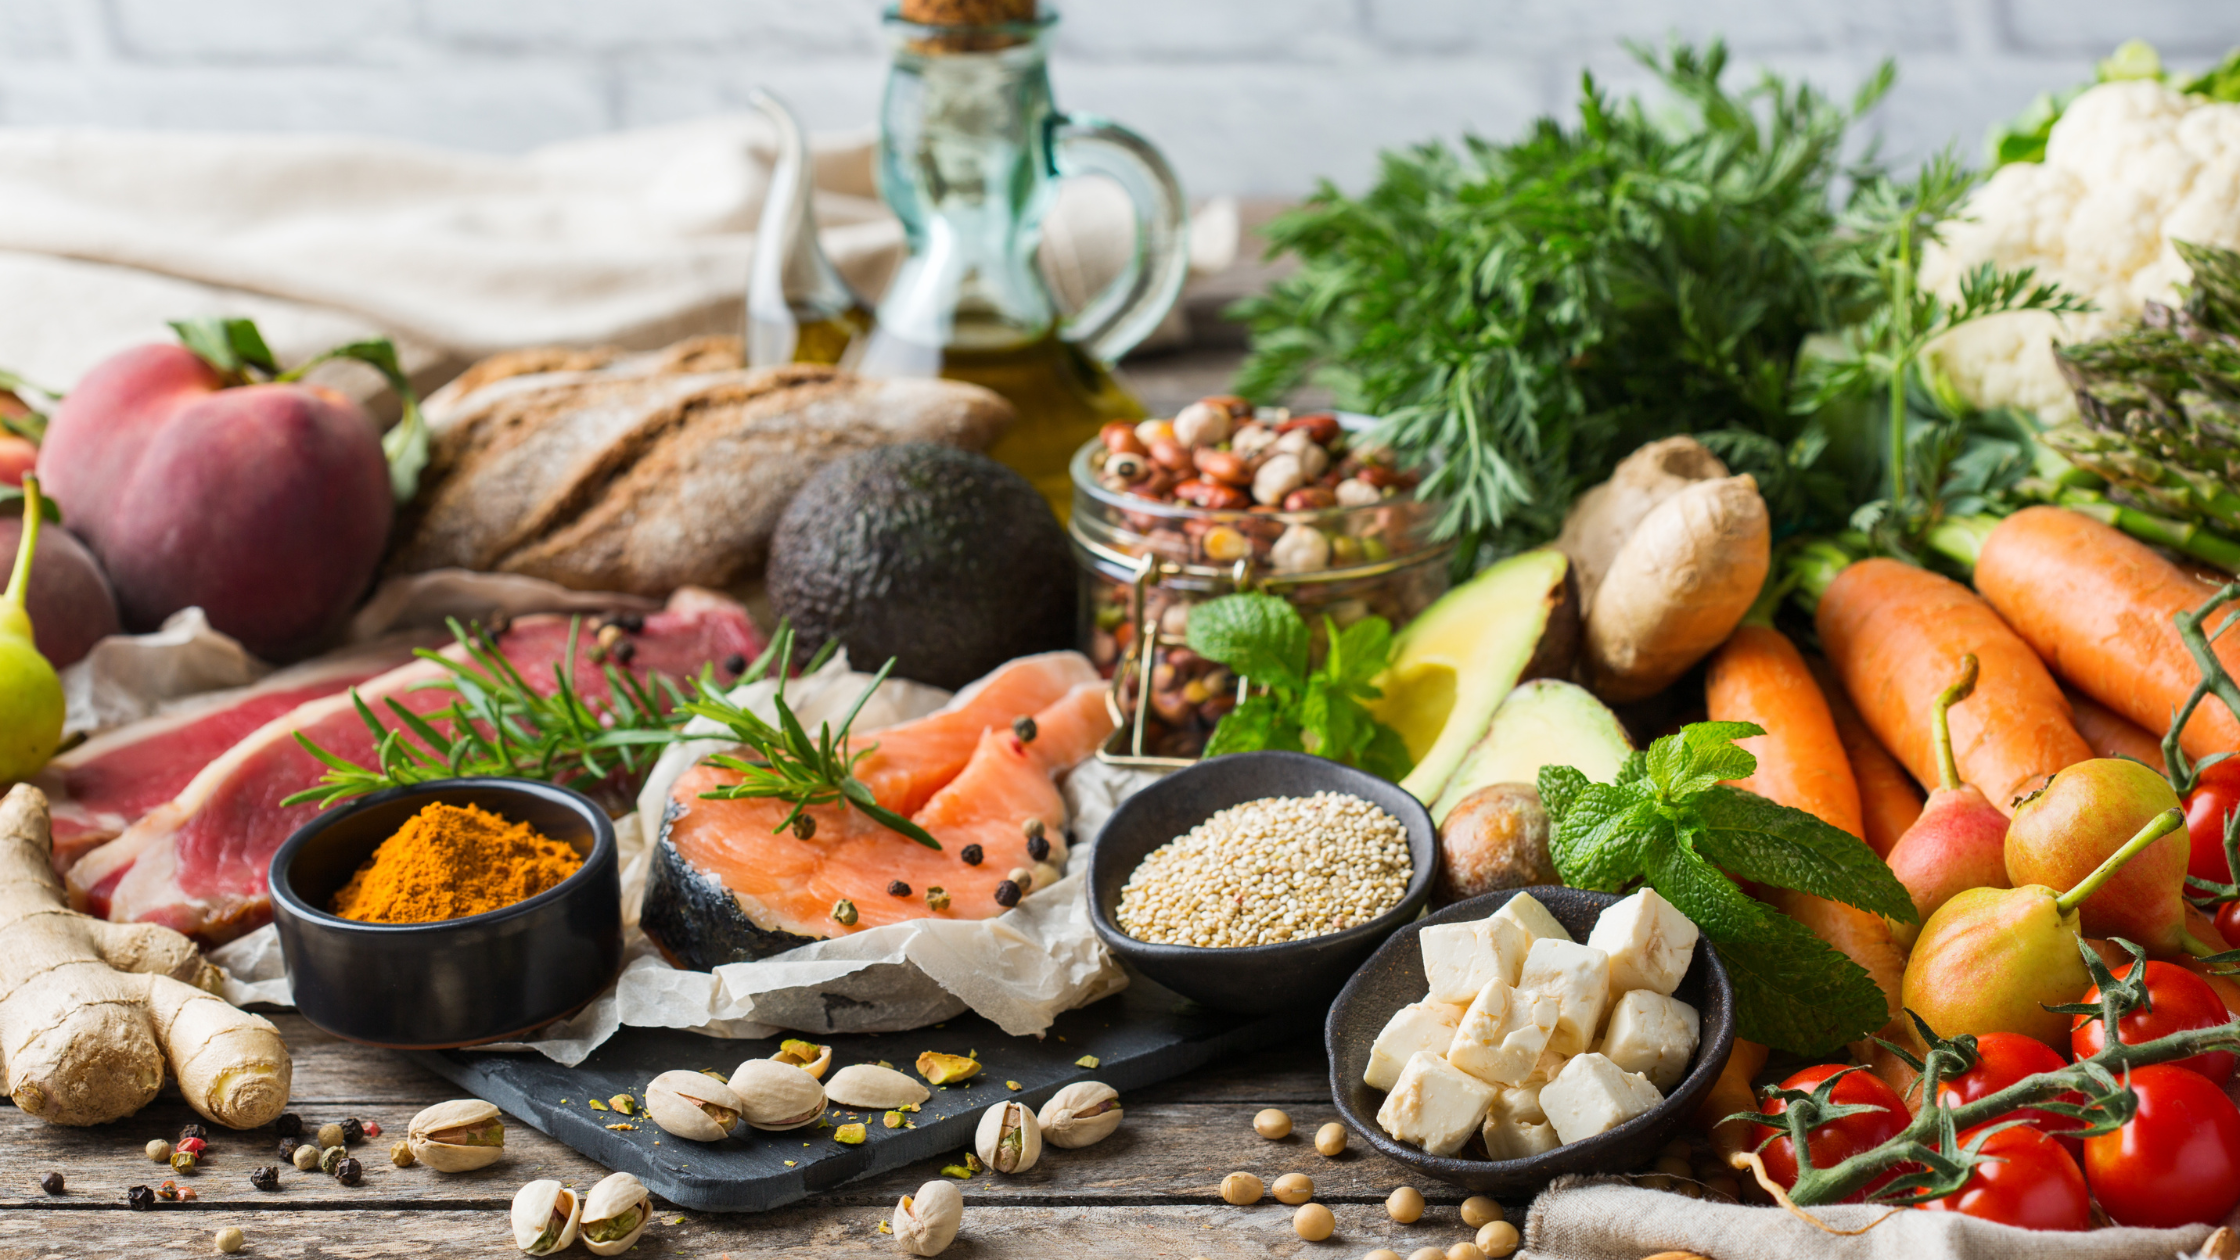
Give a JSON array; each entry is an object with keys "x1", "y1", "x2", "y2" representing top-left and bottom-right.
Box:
[{"x1": 412, "y1": 974, "x2": 1301, "y2": 1213}]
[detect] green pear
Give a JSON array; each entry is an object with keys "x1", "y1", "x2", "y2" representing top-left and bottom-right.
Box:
[
  {"x1": 0, "y1": 475, "x2": 63, "y2": 782},
  {"x1": 1904, "y1": 805, "x2": 2184, "y2": 1049},
  {"x1": 2006, "y1": 758, "x2": 2196, "y2": 956}
]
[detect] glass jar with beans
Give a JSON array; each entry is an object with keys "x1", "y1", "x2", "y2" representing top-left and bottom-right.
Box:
[{"x1": 1068, "y1": 396, "x2": 1452, "y2": 764}]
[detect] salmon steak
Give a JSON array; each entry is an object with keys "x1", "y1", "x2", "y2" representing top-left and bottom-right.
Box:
[{"x1": 641, "y1": 652, "x2": 1115, "y2": 969}]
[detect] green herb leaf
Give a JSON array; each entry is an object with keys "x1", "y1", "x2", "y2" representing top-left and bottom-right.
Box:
[
  {"x1": 1185, "y1": 593, "x2": 1308, "y2": 689},
  {"x1": 1546, "y1": 782, "x2": 1658, "y2": 893},
  {"x1": 1645, "y1": 721, "x2": 1763, "y2": 800},
  {"x1": 1200, "y1": 693, "x2": 1299, "y2": 758},
  {"x1": 277, "y1": 338, "x2": 429, "y2": 502},
  {"x1": 1535, "y1": 763, "x2": 1591, "y2": 828},
  {"x1": 1694, "y1": 785, "x2": 1920, "y2": 923},
  {"x1": 169, "y1": 317, "x2": 278, "y2": 378},
  {"x1": 1716, "y1": 907, "x2": 1894, "y2": 1057}
]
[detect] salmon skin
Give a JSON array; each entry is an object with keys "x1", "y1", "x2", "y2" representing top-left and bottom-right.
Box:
[{"x1": 641, "y1": 657, "x2": 1113, "y2": 970}]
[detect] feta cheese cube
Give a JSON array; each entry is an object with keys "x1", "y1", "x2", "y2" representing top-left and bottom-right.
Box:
[
  {"x1": 1481, "y1": 1103, "x2": 1561, "y2": 1161},
  {"x1": 1446, "y1": 979, "x2": 1560, "y2": 1087},
  {"x1": 1598, "y1": 990, "x2": 1701, "y2": 1093},
  {"x1": 1530, "y1": 1048, "x2": 1569, "y2": 1085},
  {"x1": 1365, "y1": 1000, "x2": 1466, "y2": 1091},
  {"x1": 1497, "y1": 1081, "x2": 1547, "y2": 1124},
  {"x1": 1377, "y1": 1052, "x2": 1499, "y2": 1157},
  {"x1": 1484, "y1": 893, "x2": 1573, "y2": 982},
  {"x1": 1539, "y1": 1052, "x2": 1664, "y2": 1144},
  {"x1": 1517, "y1": 938, "x2": 1611, "y2": 1057},
  {"x1": 1586, "y1": 887, "x2": 1700, "y2": 997},
  {"x1": 1421, "y1": 922, "x2": 1507, "y2": 1005}
]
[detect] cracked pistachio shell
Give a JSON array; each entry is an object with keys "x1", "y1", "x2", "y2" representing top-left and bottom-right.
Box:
[
  {"x1": 511, "y1": 1180, "x2": 581, "y2": 1255},
  {"x1": 408, "y1": 1099, "x2": 505, "y2": 1172},
  {"x1": 974, "y1": 1100, "x2": 1042, "y2": 1175},
  {"x1": 895, "y1": 1178, "x2": 964, "y2": 1257},
  {"x1": 579, "y1": 1172, "x2": 651, "y2": 1257},
  {"x1": 727, "y1": 1058, "x2": 828, "y2": 1131},
  {"x1": 645, "y1": 1069, "x2": 745, "y2": 1142},
  {"x1": 772, "y1": 1039, "x2": 833, "y2": 1080},
  {"x1": 1036, "y1": 1081, "x2": 1123, "y2": 1149},
  {"x1": 825, "y1": 1063, "x2": 932, "y2": 1110}
]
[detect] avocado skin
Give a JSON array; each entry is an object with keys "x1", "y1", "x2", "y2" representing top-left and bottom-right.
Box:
[{"x1": 768, "y1": 443, "x2": 1074, "y2": 689}]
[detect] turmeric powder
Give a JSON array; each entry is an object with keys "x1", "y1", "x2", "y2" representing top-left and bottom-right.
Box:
[{"x1": 330, "y1": 802, "x2": 582, "y2": 924}]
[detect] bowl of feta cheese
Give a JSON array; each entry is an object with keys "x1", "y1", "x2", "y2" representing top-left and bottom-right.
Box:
[{"x1": 1325, "y1": 885, "x2": 1734, "y2": 1194}]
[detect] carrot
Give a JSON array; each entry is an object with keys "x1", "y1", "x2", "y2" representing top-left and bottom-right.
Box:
[
  {"x1": 1692, "y1": 1037, "x2": 1769, "y2": 1164},
  {"x1": 1975, "y1": 506, "x2": 2240, "y2": 761},
  {"x1": 1817, "y1": 556, "x2": 2093, "y2": 814},
  {"x1": 1811, "y1": 656, "x2": 1923, "y2": 859},
  {"x1": 1706, "y1": 624, "x2": 1863, "y2": 836},
  {"x1": 1706, "y1": 624, "x2": 1908, "y2": 1080},
  {"x1": 2065, "y1": 685, "x2": 2169, "y2": 774}
]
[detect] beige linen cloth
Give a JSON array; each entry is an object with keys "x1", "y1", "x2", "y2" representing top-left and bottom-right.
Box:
[
  {"x1": 0, "y1": 114, "x2": 1234, "y2": 392},
  {"x1": 1524, "y1": 1175, "x2": 2219, "y2": 1259}
]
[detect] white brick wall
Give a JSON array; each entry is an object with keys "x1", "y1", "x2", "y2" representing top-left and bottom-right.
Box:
[{"x1": 3, "y1": 1, "x2": 2237, "y2": 195}]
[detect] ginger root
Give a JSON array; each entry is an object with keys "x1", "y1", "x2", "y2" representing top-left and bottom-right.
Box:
[{"x1": 0, "y1": 784, "x2": 290, "y2": 1127}]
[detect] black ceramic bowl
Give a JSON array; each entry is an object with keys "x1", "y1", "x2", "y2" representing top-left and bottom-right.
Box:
[
  {"x1": 1087, "y1": 750, "x2": 1436, "y2": 1015},
  {"x1": 270, "y1": 778, "x2": 623, "y2": 1049},
  {"x1": 1326, "y1": 885, "x2": 1735, "y2": 1196}
]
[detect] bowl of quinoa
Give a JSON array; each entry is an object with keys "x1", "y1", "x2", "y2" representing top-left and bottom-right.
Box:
[{"x1": 1088, "y1": 751, "x2": 1435, "y2": 1014}]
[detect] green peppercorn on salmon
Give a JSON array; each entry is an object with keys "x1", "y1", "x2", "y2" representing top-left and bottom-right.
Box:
[{"x1": 643, "y1": 653, "x2": 1111, "y2": 965}]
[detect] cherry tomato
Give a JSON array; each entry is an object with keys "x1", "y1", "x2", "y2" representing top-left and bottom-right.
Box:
[
  {"x1": 2071, "y1": 960, "x2": 2236, "y2": 1086},
  {"x1": 1918, "y1": 1123, "x2": 2091, "y2": 1231},
  {"x1": 1934, "y1": 1032, "x2": 2084, "y2": 1150},
  {"x1": 2186, "y1": 758, "x2": 2240, "y2": 885},
  {"x1": 2218, "y1": 901, "x2": 2240, "y2": 951},
  {"x1": 1753, "y1": 1064, "x2": 1910, "y2": 1199},
  {"x1": 2085, "y1": 1063, "x2": 2240, "y2": 1228}
]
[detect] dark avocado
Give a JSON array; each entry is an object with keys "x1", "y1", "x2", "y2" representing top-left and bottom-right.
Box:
[{"x1": 766, "y1": 443, "x2": 1073, "y2": 689}]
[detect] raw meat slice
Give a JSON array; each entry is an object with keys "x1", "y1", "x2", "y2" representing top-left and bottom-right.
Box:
[
  {"x1": 71, "y1": 588, "x2": 763, "y2": 943},
  {"x1": 36, "y1": 638, "x2": 433, "y2": 874},
  {"x1": 641, "y1": 658, "x2": 1114, "y2": 968}
]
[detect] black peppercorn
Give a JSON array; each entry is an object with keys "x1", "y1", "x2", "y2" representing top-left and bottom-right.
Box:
[
  {"x1": 1011, "y1": 715, "x2": 1038, "y2": 743},
  {"x1": 887, "y1": 880, "x2": 911, "y2": 897},
  {"x1": 1025, "y1": 833, "x2": 1050, "y2": 862},
  {"x1": 993, "y1": 879, "x2": 1021, "y2": 907},
  {"x1": 723, "y1": 652, "x2": 747, "y2": 675},
  {"x1": 791, "y1": 814, "x2": 817, "y2": 840},
  {"x1": 615, "y1": 611, "x2": 645, "y2": 632},
  {"x1": 126, "y1": 1185, "x2": 154, "y2": 1210},
  {"x1": 178, "y1": 1123, "x2": 208, "y2": 1144},
  {"x1": 960, "y1": 844, "x2": 983, "y2": 866},
  {"x1": 249, "y1": 1165, "x2": 280, "y2": 1192},
  {"x1": 39, "y1": 1172, "x2": 62, "y2": 1195},
  {"x1": 611, "y1": 640, "x2": 637, "y2": 665},
  {"x1": 333, "y1": 1157, "x2": 363, "y2": 1186},
  {"x1": 277, "y1": 1135, "x2": 300, "y2": 1158},
  {"x1": 338, "y1": 1117, "x2": 365, "y2": 1145},
  {"x1": 274, "y1": 1112, "x2": 303, "y2": 1138}
]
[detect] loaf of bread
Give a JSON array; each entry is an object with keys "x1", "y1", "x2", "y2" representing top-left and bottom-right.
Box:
[{"x1": 387, "y1": 337, "x2": 1016, "y2": 596}]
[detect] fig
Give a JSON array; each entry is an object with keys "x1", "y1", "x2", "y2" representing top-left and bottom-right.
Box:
[{"x1": 0, "y1": 513, "x2": 119, "y2": 668}]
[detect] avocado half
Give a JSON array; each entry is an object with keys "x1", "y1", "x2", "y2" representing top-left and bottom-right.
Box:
[{"x1": 766, "y1": 443, "x2": 1075, "y2": 690}]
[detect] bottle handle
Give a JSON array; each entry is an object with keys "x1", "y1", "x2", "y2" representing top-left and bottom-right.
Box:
[{"x1": 1050, "y1": 112, "x2": 1190, "y2": 365}]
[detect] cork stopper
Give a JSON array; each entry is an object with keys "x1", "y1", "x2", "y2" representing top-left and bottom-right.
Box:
[{"x1": 899, "y1": 0, "x2": 1036, "y2": 51}]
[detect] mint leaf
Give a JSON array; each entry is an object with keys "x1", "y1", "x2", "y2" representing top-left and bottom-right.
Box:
[
  {"x1": 1549, "y1": 783, "x2": 1660, "y2": 892},
  {"x1": 1329, "y1": 615, "x2": 1393, "y2": 690},
  {"x1": 1356, "y1": 723, "x2": 1413, "y2": 782},
  {"x1": 1641, "y1": 835, "x2": 1780, "y2": 943},
  {"x1": 1717, "y1": 908, "x2": 1893, "y2": 1056},
  {"x1": 1202, "y1": 693, "x2": 1301, "y2": 758},
  {"x1": 1694, "y1": 786, "x2": 1919, "y2": 923},
  {"x1": 1186, "y1": 594, "x2": 1308, "y2": 689},
  {"x1": 1616, "y1": 750, "x2": 1648, "y2": 786},
  {"x1": 1647, "y1": 721, "x2": 1763, "y2": 799},
  {"x1": 1537, "y1": 764, "x2": 1591, "y2": 826}
]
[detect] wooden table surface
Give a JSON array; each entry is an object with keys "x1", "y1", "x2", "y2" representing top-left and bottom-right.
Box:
[{"x1": 0, "y1": 1013, "x2": 1510, "y2": 1260}]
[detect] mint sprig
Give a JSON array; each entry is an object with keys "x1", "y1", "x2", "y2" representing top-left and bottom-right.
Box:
[
  {"x1": 1185, "y1": 593, "x2": 1411, "y2": 781},
  {"x1": 1538, "y1": 721, "x2": 1916, "y2": 1055}
]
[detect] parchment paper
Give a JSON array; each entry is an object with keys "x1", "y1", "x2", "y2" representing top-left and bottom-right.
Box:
[{"x1": 182, "y1": 610, "x2": 1150, "y2": 1065}]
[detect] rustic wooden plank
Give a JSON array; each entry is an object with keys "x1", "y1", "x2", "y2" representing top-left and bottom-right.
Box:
[{"x1": 0, "y1": 1201, "x2": 1513, "y2": 1260}]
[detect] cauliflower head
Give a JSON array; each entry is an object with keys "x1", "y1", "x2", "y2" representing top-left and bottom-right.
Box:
[{"x1": 1920, "y1": 79, "x2": 2240, "y2": 421}]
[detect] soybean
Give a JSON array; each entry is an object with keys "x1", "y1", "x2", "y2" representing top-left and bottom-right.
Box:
[
  {"x1": 1460, "y1": 1196, "x2": 1502, "y2": 1228},
  {"x1": 1386, "y1": 1185, "x2": 1425, "y2": 1224},
  {"x1": 1316, "y1": 1122, "x2": 1349, "y2": 1157},
  {"x1": 1220, "y1": 1172, "x2": 1264, "y2": 1205},
  {"x1": 1293, "y1": 1203, "x2": 1335, "y2": 1242},
  {"x1": 1254, "y1": 1108, "x2": 1292, "y2": 1139},
  {"x1": 1477, "y1": 1221, "x2": 1520, "y2": 1259},
  {"x1": 1273, "y1": 1173, "x2": 1314, "y2": 1205}
]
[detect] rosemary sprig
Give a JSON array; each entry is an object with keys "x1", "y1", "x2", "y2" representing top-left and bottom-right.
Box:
[
  {"x1": 281, "y1": 617, "x2": 688, "y2": 810},
  {"x1": 681, "y1": 626, "x2": 941, "y2": 851}
]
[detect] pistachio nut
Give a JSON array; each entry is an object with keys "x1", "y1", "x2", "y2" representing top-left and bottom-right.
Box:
[
  {"x1": 916, "y1": 1051, "x2": 981, "y2": 1085},
  {"x1": 407, "y1": 1099, "x2": 505, "y2": 1172},
  {"x1": 772, "y1": 1039, "x2": 833, "y2": 1080},
  {"x1": 894, "y1": 1178, "x2": 964, "y2": 1257},
  {"x1": 645, "y1": 1070, "x2": 746, "y2": 1142},
  {"x1": 973, "y1": 1100, "x2": 1042, "y2": 1175},
  {"x1": 726, "y1": 1058, "x2": 827, "y2": 1131},
  {"x1": 826, "y1": 1063, "x2": 931, "y2": 1110},
  {"x1": 578, "y1": 1171, "x2": 651, "y2": 1257},
  {"x1": 510, "y1": 1179, "x2": 582, "y2": 1256},
  {"x1": 1035, "y1": 1081, "x2": 1122, "y2": 1149}
]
